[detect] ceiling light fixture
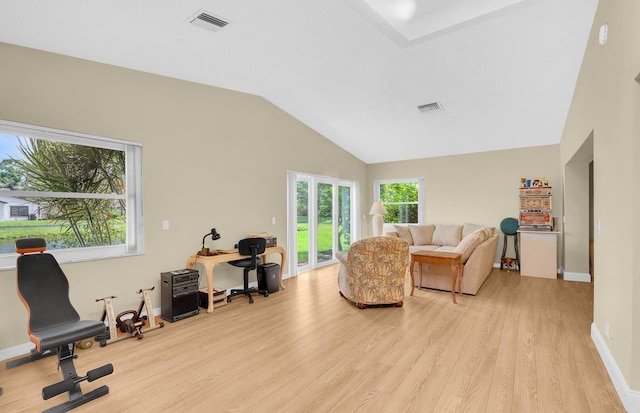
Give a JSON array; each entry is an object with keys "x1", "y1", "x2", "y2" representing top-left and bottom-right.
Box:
[{"x1": 390, "y1": 0, "x2": 417, "y2": 21}]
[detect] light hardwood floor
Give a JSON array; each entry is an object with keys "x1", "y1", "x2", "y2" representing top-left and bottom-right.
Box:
[{"x1": 1, "y1": 265, "x2": 625, "y2": 412}]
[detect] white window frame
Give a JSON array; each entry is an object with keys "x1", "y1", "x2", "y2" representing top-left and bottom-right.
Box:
[
  {"x1": 0, "y1": 119, "x2": 144, "y2": 269},
  {"x1": 373, "y1": 178, "x2": 425, "y2": 224}
]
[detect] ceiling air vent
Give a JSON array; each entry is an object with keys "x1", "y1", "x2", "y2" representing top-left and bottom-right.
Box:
[
  {"x1": 188, "y1": 10, "x2": 230, "y2": 32},
  {"x1": 417, "y1": 102, "x2": 444, "y2": 113}
]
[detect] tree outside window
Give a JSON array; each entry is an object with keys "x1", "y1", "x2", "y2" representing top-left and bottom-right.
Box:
[
  {"x1": 0, "y1": 120, "x2": 143, "y2": 268},
  {"x1": 374, "y1": 178, "x2": 425, "y2": 224}
]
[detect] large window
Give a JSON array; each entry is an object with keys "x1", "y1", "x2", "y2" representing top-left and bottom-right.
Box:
[
  {"x1": 0, "y1": 120, "x2": 143, "y2": 269},
  {"x1": 373, "y1": 178, "x2": 425, "y2": 224}
]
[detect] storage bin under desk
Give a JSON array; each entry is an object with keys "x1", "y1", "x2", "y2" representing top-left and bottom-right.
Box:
[
  {"x1": 519, "y1": 231, "x2": 558, "y2": 279},
  {"x1": 199, "y1": 287, "x2": 227, "y2": 309}
]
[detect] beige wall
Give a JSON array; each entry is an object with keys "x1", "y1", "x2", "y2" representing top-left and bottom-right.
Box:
[
  {"x1": 368, "y1": 145, "x2": 562, "y2": 264},
  {"x1": 560, "y1": 0, "x2": 640, "y2": 391},
  {"x1": 0, "y1": 42, "x2": 368, "y2": 349}
]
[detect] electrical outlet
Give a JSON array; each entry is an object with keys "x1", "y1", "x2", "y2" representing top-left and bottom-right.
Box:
[
  {"x1": 162, "y1": 220, "x2": 170, "y2": 231},
  {"x1": 604, "y1": 322, "x2": 611, "y2": 340}
]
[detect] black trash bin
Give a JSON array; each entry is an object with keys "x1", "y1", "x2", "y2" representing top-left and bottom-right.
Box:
[{"x1": 257, "y1": 263, "x2": 280, "y2": 293}]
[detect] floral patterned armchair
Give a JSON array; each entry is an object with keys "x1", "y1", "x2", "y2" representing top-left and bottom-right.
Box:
[{"x1": 336, "y1": 236, "x2": 410, "y2": 309}]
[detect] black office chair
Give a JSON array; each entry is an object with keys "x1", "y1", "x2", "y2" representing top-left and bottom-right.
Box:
[
  {"x1": 227, "y1": 238, "x2": 269, "y2": 304},
  {"x1": 14, "y1": 238, "x2": 113, "y2": 413}
]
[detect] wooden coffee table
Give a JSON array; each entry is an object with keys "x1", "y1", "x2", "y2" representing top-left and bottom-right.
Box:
[{"x1": 410, "y1": 250, "x2": 463, "y2": 304}]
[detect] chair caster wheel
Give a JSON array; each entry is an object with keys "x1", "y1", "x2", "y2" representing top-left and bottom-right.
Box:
[
  {"x1": 395, "y1": 301, "x2": 404, "y2": 307},
  {"x1": 249, "y1": 298, "x2": 254, "y2": 304},
  {"x1": 264, "y1": 292, "x2": 269, "y2": 297}
]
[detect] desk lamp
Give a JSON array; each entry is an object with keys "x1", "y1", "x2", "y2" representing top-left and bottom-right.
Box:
[{"x1": 200, "y1": 228, "x2": 221, "y2": 256}]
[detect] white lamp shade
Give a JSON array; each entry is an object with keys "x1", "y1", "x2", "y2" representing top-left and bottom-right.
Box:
[{"x1": 369, "y1": 201, "x2": 387, "y2": 215}]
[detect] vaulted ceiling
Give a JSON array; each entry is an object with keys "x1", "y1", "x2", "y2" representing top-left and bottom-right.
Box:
[{"x1": 0, "y1": 0, "x2": 598, "y2": 163}]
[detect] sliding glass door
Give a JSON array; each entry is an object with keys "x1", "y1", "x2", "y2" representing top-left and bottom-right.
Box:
[
  {"x1": 287, "y1": 172, "x2": 358, "y2": 275},
  {"x1": 316, "y1": 182, "x2": 333, "y2": 265}
]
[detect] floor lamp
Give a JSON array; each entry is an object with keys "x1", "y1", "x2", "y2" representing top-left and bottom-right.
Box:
[{"x1": 369, "y1": 201, "x2": 387, "y2": 237}]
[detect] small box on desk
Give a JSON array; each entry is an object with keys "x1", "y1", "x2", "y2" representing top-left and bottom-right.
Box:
[
  {"x1": 247, "y1": 233, "x2": 277, "y2": 248},
  {"x1": 199, "y1": 287, "x2": 228, "y2": 309}
]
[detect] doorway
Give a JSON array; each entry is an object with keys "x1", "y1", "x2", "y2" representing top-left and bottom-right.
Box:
[
  {"x1": 563, "y1": 132, "x2": 593, "y2": 282},
  {"x1": 287, "y1": 172, "x2": 359, "y2": 276}
]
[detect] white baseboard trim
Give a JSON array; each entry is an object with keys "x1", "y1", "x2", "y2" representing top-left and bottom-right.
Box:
[
  {"x1": 563, "y1": 271, "x2": 591, "y2": 282},
  {"x1": 0, "y1": 342, "x2": 36, "y2": 362},
  {"x1": 591, "y1": 323, "x2": 640, "y2": 412}
]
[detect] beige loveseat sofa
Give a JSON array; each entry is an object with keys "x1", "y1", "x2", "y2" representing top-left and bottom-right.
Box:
[{"x1": 386, "y1": 223, "x2": 498, "y2": 295}]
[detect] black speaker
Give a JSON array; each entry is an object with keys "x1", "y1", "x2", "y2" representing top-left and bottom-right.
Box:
[
  {"x1": 161, "y1": 269, "x2": 199, "y2": 322},
  {"x1": 257, "y1": 263, "x2": 280, "y2": 293}
]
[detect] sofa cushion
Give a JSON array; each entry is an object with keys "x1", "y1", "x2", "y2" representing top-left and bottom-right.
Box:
[
  {"x1": 482, "y1": 227, "x2": 495, "y2": 239},
  {"x1": 409, "y1": 224, "x2": 435, "y2": 245},
  {"x1": 393, "y1": 225, "x2": 413, "y2": 245},
  {"x1": 462, "y1": 223, "x2": 484, "y2": 238},
  {"x1": 432, "y1": 224, "x2": 463, "y2": 247},
  {"x1": 463, "y1": 223, "x2": 496, "y2": 237},
  {"x1": 435, "y1": 246, "x2": 457, "y2": 252},
  {"x1": 455, "y1": 229, "x2": 486, "y2": 263},
  {"x1": 409, "y1": 245, "x2": 440, "y2": 253}
]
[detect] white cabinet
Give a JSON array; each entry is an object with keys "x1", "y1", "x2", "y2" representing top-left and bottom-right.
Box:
[{"x1": 519, "y1": 231, "x2": 558, "y2": 279}]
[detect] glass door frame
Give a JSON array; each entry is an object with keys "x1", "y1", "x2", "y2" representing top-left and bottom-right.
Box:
[{"x1": 286, "y1": 171, "x2": 359, "y2": 276}]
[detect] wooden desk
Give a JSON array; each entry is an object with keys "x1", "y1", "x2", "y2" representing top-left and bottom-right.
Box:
[
  {"x1": 186, "y1": 246, "x2": 286, "y2": 313},
  {"x1": 410, "y1": 250, "x2": 462, "y2": 304}
]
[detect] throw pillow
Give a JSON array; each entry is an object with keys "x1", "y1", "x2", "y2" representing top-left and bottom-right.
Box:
[
  {"x1": 482, "y1": 227, "x2": 495, "y2": 239},
  {"x1": 455, "y1": 229, "x2": 486, "y2": 263},
  {"x1": 432, "y1": 224, "x2": 463, "y2": 247},
  {"x1": 393, "y1": 225, "x2": 413, "y2": 245},
  {"x1": 462, "y1": 223, "x2": 484, "y2": 238},
  {"x1": 409, "y1": 225, "x2": 435, "y2": 245}
]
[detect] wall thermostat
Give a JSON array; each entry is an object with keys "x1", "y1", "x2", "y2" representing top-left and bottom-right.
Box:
[{"x1": 599, "y1": 24, "x2": 608, "y2": 45}]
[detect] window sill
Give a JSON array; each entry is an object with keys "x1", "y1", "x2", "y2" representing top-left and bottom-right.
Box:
[{"x1": 0, "y1": 245, "x2": 144, "y2": 271}]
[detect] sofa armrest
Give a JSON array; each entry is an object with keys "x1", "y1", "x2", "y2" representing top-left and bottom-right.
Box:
[{"x1": 464, "y1": 235, "x2": 498, "y2": 278}]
